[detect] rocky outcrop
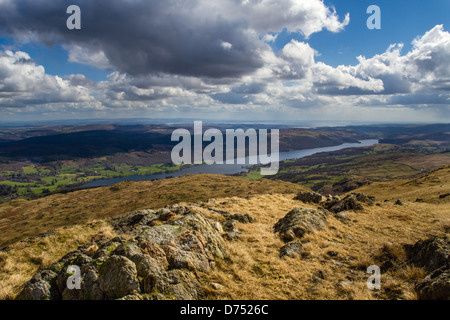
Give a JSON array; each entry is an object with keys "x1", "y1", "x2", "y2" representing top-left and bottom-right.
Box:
[
  {"x1": 406, "y1": 236, "x2": 450, "y2": 300},
  {"x1": 17, "y1": 270, "x2": 58, "y2": 300},
  {"x1": 203, "y1": 207, "x2": 256, "y2": 241},
  {"x1": 99, "y1": 255, "x2": 141, "y2": 299},
  {"x1": 352, "y1": 193, "x2": 376, "y2": 204},
  {"x1": 406, "y1": 236, "x2": 449, "y2": 272},
  {"x1": 323, "y1": 194, "x2": 365, "y2": 213},
  {"x1": 274, "y1": 207, "x2": 328, "y2": 242},
  {"x1": 17, "y1": 206, "x2": 226, "y2": 300},
  {"x1": 415, "y1": 266, "x2": 450, "y2": 300},
  {"x1": 228, "y1": 213, "x2": 256, "y2": 224},
  {"x1": 293, "y1": 191, "x2": 323, "y2": 204},
  {"x1": 208, "y1": 207, "x2": 256, "y2": 223},
  {"x1": 222, "y1": 220, "x2": 240, "y2": 241}
]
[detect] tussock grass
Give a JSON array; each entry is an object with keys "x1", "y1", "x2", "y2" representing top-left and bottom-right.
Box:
[{"x1": 203, "y1": 185, "x2": 448, "y2": 300}]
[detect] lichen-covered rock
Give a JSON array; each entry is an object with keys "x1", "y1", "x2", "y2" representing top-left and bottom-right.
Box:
[
  {"x1": 135, "y1": 255, "x2": 166, "y2": 293},
  {"x1": 327, "y1": 195, "x2": 364, "y2": 213},
  {"x1": 173, "y1": 212, "x2": 226, "y2": 259},
  {"x1": 406, "y1": 236, "x2": 450, "y2": 272},
  {"x1": 16, "y1": 270, "x2": 58, "y2": 300},
  {"x1": 99, "y1": 255, "x2": 141, "y2": 299},
  {"x1": 274, "y1": 207, "x2": 328, "y2": 242},
  {"x1": 294, "y1": 191, "x2": 323, "y2": 204},
  {"x1": 163, "y1": 230, "x2": 212, "y2": 272},
  {"x1": 223, "y1": 220, "x2": 240, "y2": 241},
  {"x1": 406, "y1": 236, "x2": 450, "y2": 300},
  {"x1": 17, "y1": 206, "x2": 226, "y2": 300},
  {"x1": 415, "y1": 265, "x2": 450, "y2": 300},
  {"x1": 279, "y1": 241, "x2": 303, "y2": 258},
  {"x1": 352, "y1": 193, "x2": 376, "y2": 204},
  {"x1": 228, "y1": 213, "x2": 256, "y2": 224},
  {"x1": 117, "y1": 294, "x2": 143, "y2": 300},
  {"x1": 138, "y1": 240, "x2": 168, "y2": 266},
  {"x1": 111, "y1": 209, "x2": 158, "y2": 234},
  {"x1": 155, "y1": 269, "x2": 204, "y2": 300}
]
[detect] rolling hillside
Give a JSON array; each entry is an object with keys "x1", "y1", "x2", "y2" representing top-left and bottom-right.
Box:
[{"x1": 0, "y1": 167, "x2": 448, "y2": 300}]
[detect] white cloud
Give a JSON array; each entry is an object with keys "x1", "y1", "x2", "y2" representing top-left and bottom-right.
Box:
[
  {"x1": 347, "y1": 25, "x2": 450, "y2": 96},
  {"x1": 0, "y1": 50, "x2": 92, "y2": 107},
  {"x1": 236, "y1": 0, "x2": 350, "y2": 37},
  {"x1": 0, "y1": 21, "x2": 449, "y2": 122},
  {"x1": 65, "y1": 45, "x2": 111, "y2": 70},
  {"x1": 220, "y1": 41, "x2": 233, "y2": 51}
]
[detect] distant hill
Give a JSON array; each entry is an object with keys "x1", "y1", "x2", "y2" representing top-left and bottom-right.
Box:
[
  {"x1": 0, "y1": 130, "x2": 174, "y2": 161},
  {"x1": 0, "y1": 125, "x2": 368, "y2": 163}
]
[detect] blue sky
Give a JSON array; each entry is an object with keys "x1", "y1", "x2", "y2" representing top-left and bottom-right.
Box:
[
  {"x1": 0, "y1": 0, "x2": 449, "y2": 122},
  {"x1": 276, "y1": 0, "x2": 450, "y2": 66}
]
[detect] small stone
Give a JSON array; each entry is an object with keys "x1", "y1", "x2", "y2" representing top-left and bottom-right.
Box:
[
  {"x1": 279, "y1": 241, "x2": 303, "y2": 258},
  {"x1": 212, "y1": 222, "x2": 224, "y2": 233},
  {"x1": 83, "y1": 244, "x2": 99, "y2": 256},
  {"x1": 211, "y1": 283, "x2": 225, "y2": 290},
  {"x1": 338, "y1": 280, "x2": 352, "y2": 289},
  {"x1": 327, "y1": 251, "x2": 338, "y2": 257}
]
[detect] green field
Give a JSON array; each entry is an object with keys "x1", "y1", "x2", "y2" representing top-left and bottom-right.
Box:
[{"x1": 0, "y1": 162, "x2": 184, "y2": 200}]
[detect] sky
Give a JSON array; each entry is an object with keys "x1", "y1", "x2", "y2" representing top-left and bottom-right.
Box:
[{"x1": 0, "y1": 0, "x2": 449, "y2": 123}]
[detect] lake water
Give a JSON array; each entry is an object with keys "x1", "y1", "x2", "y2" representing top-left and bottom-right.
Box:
[{"x1": 82, "y1": 139, "x2": 379, "y2": 187}]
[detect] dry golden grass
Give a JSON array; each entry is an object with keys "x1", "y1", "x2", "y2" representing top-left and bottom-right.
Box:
[
  {"x1": 0, "y1": 221, "x2": 118, "y2": 300},
  {"x1": 356, "y1": 165, "x2": 450, "y2": 203},
  {"x1": 0, "y1": 174, "x2": 307, "y2": 248},
  {"x1": 199, "y1": 167, "x2": 449, "y2": 300}
]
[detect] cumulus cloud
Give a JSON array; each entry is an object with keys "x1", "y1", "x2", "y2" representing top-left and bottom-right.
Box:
[
  {"x1": 239, "y1": 0, "x2": 350, "y2": 37},
  {"x1": 0, "y1": 0, "x2": 349, "y2": 79},
  {"x1": 0, "y1": 0, "x2": 448, "y2": 122},
  {"x1": 65, "y1": 45, "x2": 111, "y2": 70},
  {"x1": 0, "y1": 50, "x2": 92, "y2": 107},
  {"x1": 277, "y1": 40, "x2": 317, "y2": 79}
]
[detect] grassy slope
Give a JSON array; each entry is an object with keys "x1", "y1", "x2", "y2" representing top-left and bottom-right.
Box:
[
  {"x1": 1, "y1": 167, "x2": 448, "y2": 300},
  {"x1": 202, "y1": 167, "x2": 449, "y2": 300},
  {"x1": 0, "y1": 174, "x2": 307, "y2": 248},
  {"x1": 262, "y1": 144, "x2": 450, "y2": 193},
  {"x1": 204, "y1": 193, "x2": 448, "y2": 300},
  {"x1": 355, "y1": 165, "x2": 450, "y2": 203}
]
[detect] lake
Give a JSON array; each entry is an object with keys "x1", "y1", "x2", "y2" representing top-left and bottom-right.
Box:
[{"x1": 82, "y1": 139, "x2": 379, "y2": 187}]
